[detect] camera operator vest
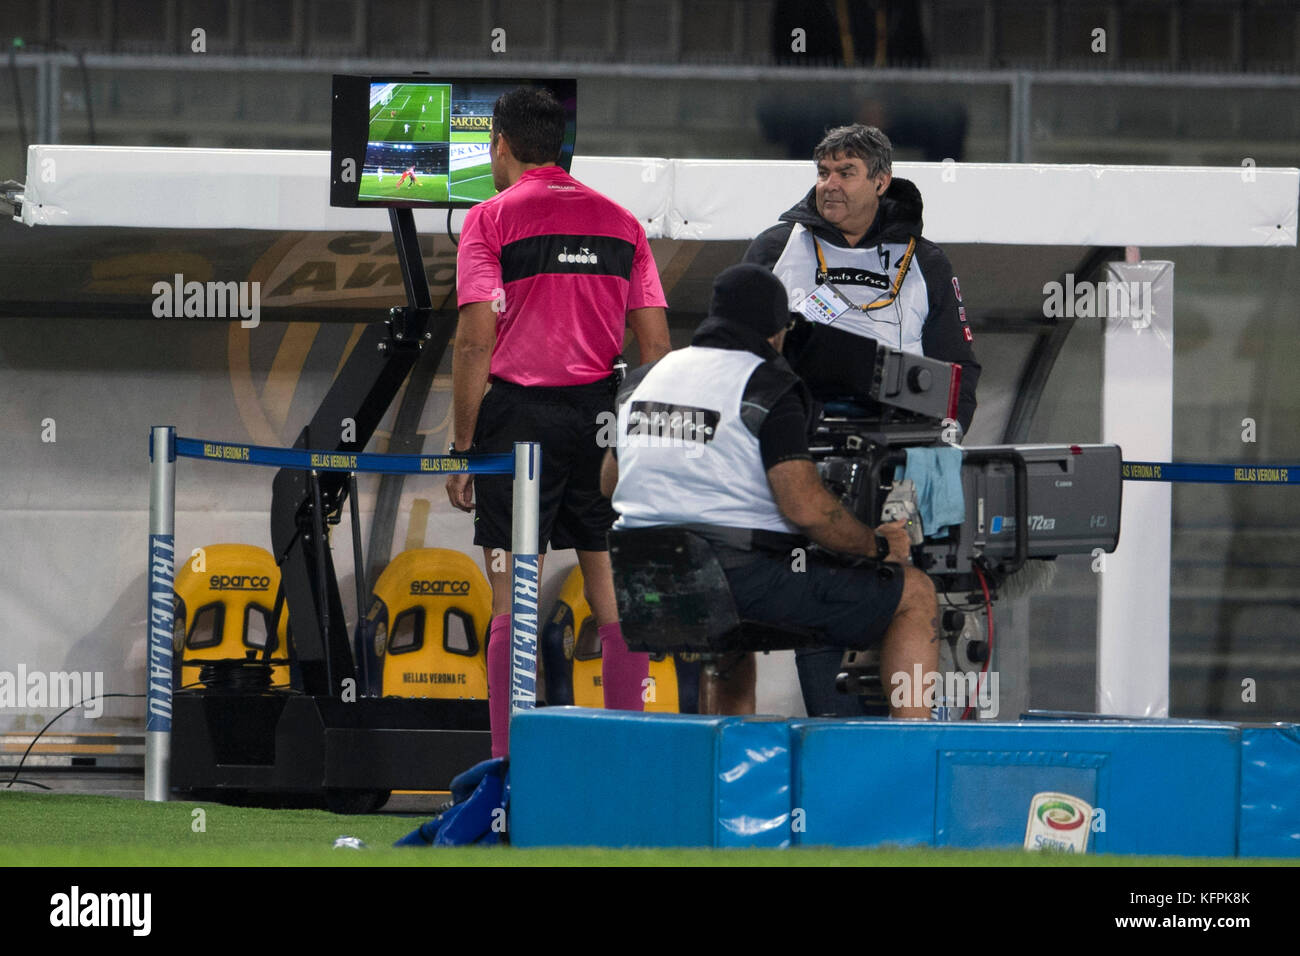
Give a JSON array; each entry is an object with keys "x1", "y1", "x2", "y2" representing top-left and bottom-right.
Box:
[
  {"x1": 611, "y1": 347, "x2": 800, "y2": 537},
  {"x1": 771, "y1": 224, "x2": 928, "y2": 354}
]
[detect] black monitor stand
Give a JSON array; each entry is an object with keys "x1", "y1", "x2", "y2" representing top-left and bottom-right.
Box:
[{"x1": 171, "y1": 208, "x2": 490, "y2": 813}]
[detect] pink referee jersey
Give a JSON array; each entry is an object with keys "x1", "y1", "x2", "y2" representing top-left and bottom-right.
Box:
[{"x1": 456, "y1": 166, "x2": 667, "y2": 386}]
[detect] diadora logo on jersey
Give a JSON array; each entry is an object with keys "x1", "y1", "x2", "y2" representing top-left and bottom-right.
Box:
[
  {"x1": 209, "y1": 575, "x2": 271, "y2": 591},
  {"x1": 626, "y1": 401, "x2": 721, "y2": 445},
  {"x1": 952, "y1": 276, "x2": 963, "y2": 301},
  {"x1": 557, "y1": 246, "x2": 598, "y2": 265},
  {"x1": 409, "y1": 580, "x2": 472, "y2": 595},
  {"x1": 816, "y1": 267, "x2": 890, "y2": 290}
]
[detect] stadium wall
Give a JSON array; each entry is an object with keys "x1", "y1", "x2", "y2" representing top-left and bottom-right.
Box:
[{"x1": 0, "y1": 315, "x2": 807, "y2": 734}]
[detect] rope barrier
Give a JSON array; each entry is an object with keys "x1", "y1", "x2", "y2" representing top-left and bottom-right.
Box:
[
  {"x1": 1120, "y1": 461, "x2": 1296, "y2": 485},
  {"x1": 162, "y1": 435, "x2": 514, "y2": 476},
  {"x1": 154, "y1": 435, "x2": 1299, "y2": 485}
]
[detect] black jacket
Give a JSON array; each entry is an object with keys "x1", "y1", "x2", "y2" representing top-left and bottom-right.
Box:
[{"x1": 743, "y1": 178, "x2": 980, "y2": 433}]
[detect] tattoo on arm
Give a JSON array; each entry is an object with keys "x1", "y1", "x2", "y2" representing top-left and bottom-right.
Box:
[{"x1": 930, "y1": 615, "x2": 941, "y2": 643}]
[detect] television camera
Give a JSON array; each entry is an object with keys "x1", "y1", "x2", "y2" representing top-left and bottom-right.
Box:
[
  {"x1": 611, "y1": 333, "x2": 1123, "y2": 718},
  {"x1": 796, "y1": 335, "x2": 1123, "y2": 708}
]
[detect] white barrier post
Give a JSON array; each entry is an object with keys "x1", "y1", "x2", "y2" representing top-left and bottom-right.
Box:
[
  {"x1": 510, "y1": 442, "x2": 541, "y2": 716},
  {"x1": 1098, "y1": 261, "x2": 1174, "y2": 717},
  {"x1": 145, "y1": 426, "x2": 177, "y2": 801}
]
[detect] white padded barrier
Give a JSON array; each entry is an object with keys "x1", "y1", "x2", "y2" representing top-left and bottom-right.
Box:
[{"x1": 20, "y1": 146, "x2": 1298, "y2": 247}]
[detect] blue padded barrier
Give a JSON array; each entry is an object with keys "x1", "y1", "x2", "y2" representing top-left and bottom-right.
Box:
[
  {"x1": 1029, "y1": 714, "x2": 1300, "y2": 858},
  {"x1": 1239, "y1": 724, "x2": 1300, "y2": 858},
  {"x1": 509, "y1": 710, "x2": 1296, "y2": 855},
  {"x1": 790, "y1": 720, "x2": 1241, "y2": 856},
  {"x1": 509, "y1": 708, "x2": 792, "y2": 848}
]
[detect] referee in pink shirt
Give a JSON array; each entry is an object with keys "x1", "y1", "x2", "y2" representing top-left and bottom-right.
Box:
[{"x1": 446, "y1": 87, "x2": 672, "y2": 758}]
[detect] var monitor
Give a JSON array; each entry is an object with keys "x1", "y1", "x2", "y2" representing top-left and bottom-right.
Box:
[{"x1": 330, "y1": 75, "x2": 577, "y2": 209}]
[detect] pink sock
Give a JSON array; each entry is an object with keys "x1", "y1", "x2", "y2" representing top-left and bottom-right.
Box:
[
  {"x1": 487, "y1": 614, "x2": 512, "y2": 758},
  {"x1": 599, "y1": 621, "x2": 649, "y2": 712}
]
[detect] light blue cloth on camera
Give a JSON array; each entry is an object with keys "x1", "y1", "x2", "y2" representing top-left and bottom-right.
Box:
[{"x1": 895, "y1": 446, "x2": 965, "y2": 537}]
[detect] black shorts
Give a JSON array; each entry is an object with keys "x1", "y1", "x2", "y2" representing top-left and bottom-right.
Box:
[
  {"x1": 718, "y1": 547, "x2": 905, "y2": 650},
  {"x1": 472, "y1": 378, "x2": 617, "y2": 554}
]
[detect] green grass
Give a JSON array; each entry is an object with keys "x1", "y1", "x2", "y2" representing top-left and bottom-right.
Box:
[
  {"x1": 449, "y1": 162, "x2": 494, "y2": 202},
  {"x1": 452, "y1": 162, "x2": 492, "y2": 180},
  {"x1": 1, "y1": 792, "x2": 1292, "y2": 867}
]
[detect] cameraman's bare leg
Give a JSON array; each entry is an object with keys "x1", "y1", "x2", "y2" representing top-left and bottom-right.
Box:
[
  {"x1": 879, "y1": 567, "x2": 939, "y2": 719},
  {"x1": 699, "y1": 652, "x2": 756, "y2": 715}
]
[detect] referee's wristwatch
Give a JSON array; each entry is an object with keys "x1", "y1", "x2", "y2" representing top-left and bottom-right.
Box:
[
  {"x1": 448, "y1": 440, "x2": 476, "y2": 455},
  {"x1": 874, "y1": 534, "x2": 892, "y2": 560}
]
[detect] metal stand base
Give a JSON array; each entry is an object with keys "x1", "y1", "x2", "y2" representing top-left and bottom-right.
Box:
[{"x1": 170, "y1": 693, "x2": 490, "y2": 809}]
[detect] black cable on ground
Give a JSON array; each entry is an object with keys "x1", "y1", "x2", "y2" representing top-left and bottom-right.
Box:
[{"x1": 3, "y1": 692, "x2": 144, "y2": 789}]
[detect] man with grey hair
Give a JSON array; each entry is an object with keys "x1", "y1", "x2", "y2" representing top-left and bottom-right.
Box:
[
  {"x1": 744, "y1": 123, "x2": 980, "y2": 431},
  {"x1": 744, "y1": 123, "x2": 980, "y2": 717}
]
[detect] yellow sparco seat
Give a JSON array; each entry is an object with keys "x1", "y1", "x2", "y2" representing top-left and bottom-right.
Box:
[
  {"x1": 172, "y1": 543, "x2": 291, "y2": 690},
  {"x1": 540, "y1": 564, "x2": 694, "y2": 713},
  {"x1": 367, "y1": 549, "x2": 490, "y2": 700}
]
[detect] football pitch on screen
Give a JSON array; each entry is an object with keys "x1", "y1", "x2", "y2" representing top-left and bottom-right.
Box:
[
  {"x1": 359, "y1": 171, "x2": 451, "y2": 203},
  {"x1": 450, "y1": 162, "x2": 494, "y2": 202},
  {"x1": 369, "y1": 83, "x2": 450, "y2": 142},
  {"x1": 357, "y1": 165, "x2": 494, "y2": 203},
  {"x1": 449, "y1": 130, "x2": 494, "y2": 201}
]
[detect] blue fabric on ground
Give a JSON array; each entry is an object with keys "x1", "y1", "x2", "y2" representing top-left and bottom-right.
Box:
[
  {"x1": 394, "y1": 756, "x2": 508, "y2": 847},
  {"x1": 450, "y1": 757, "x2": 503, "y2": 804},
  {"x1": 896, "y1": 446, "x2": 964, "y2": 535}
]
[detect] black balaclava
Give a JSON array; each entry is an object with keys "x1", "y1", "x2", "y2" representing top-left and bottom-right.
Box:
[{"x1": 691, "y1": 263, "x2": 790, "y2": 357}]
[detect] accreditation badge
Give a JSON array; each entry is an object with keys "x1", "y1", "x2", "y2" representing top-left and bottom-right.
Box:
[{"x1": 798, "y1": 282, "x2": 854, "y2": 326}]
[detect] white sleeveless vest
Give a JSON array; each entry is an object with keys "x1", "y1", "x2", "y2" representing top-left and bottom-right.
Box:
[
  {"x1": 612, "y1": 347, "x2": 799, "y2": 535},
  {"x1": 771, "y1": 223, "x2": 929, "y2": 354}
]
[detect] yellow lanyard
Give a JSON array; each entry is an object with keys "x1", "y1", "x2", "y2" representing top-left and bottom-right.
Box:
[{"x1": 812, "y1": 234, "x2": 916, "y2": 311}]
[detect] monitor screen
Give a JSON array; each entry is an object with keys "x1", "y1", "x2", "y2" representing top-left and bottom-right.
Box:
[{"x1": 330, "y1": 75, "x2": 577, "y2": 209}]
